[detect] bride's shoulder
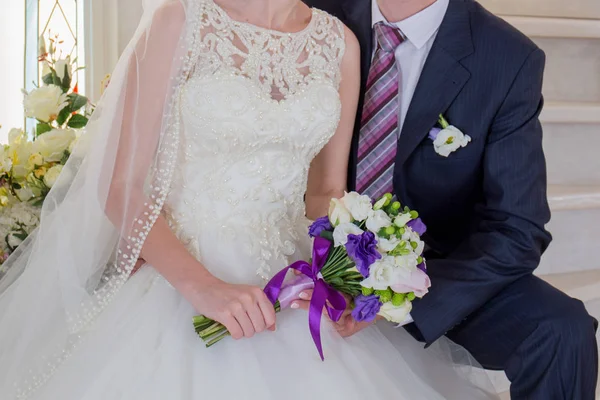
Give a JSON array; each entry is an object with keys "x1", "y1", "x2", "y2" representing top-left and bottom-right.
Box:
[
  {"x1": 152, "y1": 0, "x2": 187, "y2": 25},
  {"x1": 311, "y1": 8, "x2": 359, "y2": 60}
]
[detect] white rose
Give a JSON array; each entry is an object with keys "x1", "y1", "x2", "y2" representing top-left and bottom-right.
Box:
[
  {"x1": 393, "y1": 213, "x2": 412, "y2": 228},
  {"x1": 366, "y1": 209, "x2": 392, "y2": 233},
  {"x1": 54, "y1": 57, "x2": 72, "y2": 81},
  {"x1": 10, "y1": 141, "x2": 34, "y2": 179},
  {"x1": 328, "y1": 198, "x2": 353, "y2": 226},
  {"x1": 43, "y1": 165, "x2": 63, "y2": 188},
  {"x1": 33, "y1": 128, "x2": 75, "y2": 162},
  {"x1": 8, "y1": 128, "x2": 26, "y2": 145},
  {"x1": 377, "y1": 236, "x2": 400, "y2": 253},
  {"x1": 23, "y1": 85, "x2": 69, "y2": 122},
  {"x1": 341, "y1": 192, "x2": 373, "y2": 221},
  {"x1": 395, "y1": 253, "x2": 419, "y2": 274},
  {"x1": 360, "y1": 256, "x2": 400, "y2": 290},
  {"x1": 15, "y1": 187, "x2": 35, "y2": 202},
  {"x1": 433, "y1": 126, "x2": 471, "y2": 157},
  {"x1": 332, "y1": 222, "x2": 363, "y2": 247},
  {"x1": 0, "y1": 149, "x2": 12, "y2": 174},
  {"x1": 378, "y1": 300, "x2": 413, "y2": 324}
]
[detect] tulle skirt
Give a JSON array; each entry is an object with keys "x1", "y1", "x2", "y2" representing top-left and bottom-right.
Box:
[{"x1": 26, "y1": 227, "x2": 499, "y2": 400}]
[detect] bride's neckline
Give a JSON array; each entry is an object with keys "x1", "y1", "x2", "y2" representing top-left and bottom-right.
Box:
[{"x1": 210, "y1": 0, "x2": 317, "y2": 36}]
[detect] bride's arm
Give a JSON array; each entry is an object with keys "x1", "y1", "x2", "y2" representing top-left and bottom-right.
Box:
[
  {"x1": 305, "y1": 26, "x2": 361, "y2": 220},
  {"x1": 105, "y1": 1, "x2": 275, "y2": 339}
]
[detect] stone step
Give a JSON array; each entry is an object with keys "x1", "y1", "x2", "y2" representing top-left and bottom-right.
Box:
[
  {"x1": 478, "y1": 0, "x2": 600, "y2": 20},
  {"x1": 534, "y1": 36, "x2": 600, "y2": 103},
  {"x1": 538, "y1": 186, "x2": 600, "y2": 275},
  {"x1": 542, "y1": 121, "x2": 600, "y2": 186},
  {"x1": 487, "y1": 270, "x2": 600, "y2": 397}
]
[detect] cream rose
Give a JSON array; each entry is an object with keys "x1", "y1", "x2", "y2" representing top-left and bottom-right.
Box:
[
  {"x1": 329, "y1": 198, "x2": 353, "y2": 226},
  {"x1": 33, "y1": 128, "x2": 75, "y2": 162},
  {"x1": 378, "y1": 300, "x2": 413, "y2": 324},
  {"x1": 366, "y1": 209, "x2": 392, "y2": 233},
  {"x1": 360, "y1": 256, "x2": 400, "y2": 290},
  {"x1": 23, "y1": 85, "x2": 69, "y2": 122},
  {"x1": 341, "y1": 192, "x2": 373, "y2": 221},
  {"x1": 43, "y1": 165, "x2": 64, "y2": 188}
]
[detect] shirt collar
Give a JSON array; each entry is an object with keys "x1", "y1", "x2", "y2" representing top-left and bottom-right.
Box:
[{"x1": 371, "y1": 0, "x2": 449, "y2": 49}]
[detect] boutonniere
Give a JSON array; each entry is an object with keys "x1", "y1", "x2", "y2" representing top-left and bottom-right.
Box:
[{"x1": 428, "y1": 114, "x2": 471, "y2": 157}]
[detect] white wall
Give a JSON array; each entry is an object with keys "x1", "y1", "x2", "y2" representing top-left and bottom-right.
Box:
[{"x1": 0, "y1": 2, "x2": 25, "y2": 143}]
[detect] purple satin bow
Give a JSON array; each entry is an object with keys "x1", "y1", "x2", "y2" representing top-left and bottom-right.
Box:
[{"x1": 264, "y1": 236, "x2": 347, "y2": 361}]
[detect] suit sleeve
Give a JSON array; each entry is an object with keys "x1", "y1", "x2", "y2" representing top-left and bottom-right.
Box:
[{"x1": 411, "y1": 48, "x2": 553, "y2": 344}]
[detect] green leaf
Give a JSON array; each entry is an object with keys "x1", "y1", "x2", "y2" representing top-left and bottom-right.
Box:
[
  {"x1": 60, "y1": 150, "x2": 70, "y2": 165},
  {"x1": 62, "y1": 65, "x2": 72, "y2": 91},
  {"x1": 14, "y1": 232, "x2": 28, "y2": 241},
  {"x1": 42, "y1": 73, "x2": 54, "y2": 86},
  {"x1": 68, "y1": 94, "x2": 88, "y2": 112},
  {"x1": 12, "y1": 182, "x2": 22, "y2": 190},
  {"x1": 56, "y1": 106, "x2": 71, "y2": 126},
  {"x1": 36, "y1": 122, "x2": 52, "y2": 136},
  {"x1": 67, "y1": 114, "x2": 89, "y2": 129},
  {"x1": 52, "y1": 73, "x2": 61, "y2": 86}
]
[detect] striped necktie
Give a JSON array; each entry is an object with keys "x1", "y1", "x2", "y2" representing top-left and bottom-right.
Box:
[{"x1": 356, "y1": 22, "x2": 404, "y2": 199}]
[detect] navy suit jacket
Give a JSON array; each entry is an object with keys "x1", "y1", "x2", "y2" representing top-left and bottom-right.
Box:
[{"x1": 305, "y1": 0, "x2": 553, "y2": 344}]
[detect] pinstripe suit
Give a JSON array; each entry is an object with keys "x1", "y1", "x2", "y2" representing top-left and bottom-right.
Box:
[{"x1": 304, "y1": 0, "x2": 599, "y2": 397}]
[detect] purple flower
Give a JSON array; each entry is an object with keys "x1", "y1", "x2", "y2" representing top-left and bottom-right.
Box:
[
  {"x1": 308, "y1": 216, "x2": 332, "y2": 238},
  {"x1": 428, "y1": 127, "x2": 442, "y2": 141},
  {"x1": 351, "y1": 295, "x2": 382, "y2": 323},
  {"x1": 407, "y1": 218, "x2": 427, "y2": 236},
  {"x1": 346, "y1": 231, "x2": 381, "y2": 277}
]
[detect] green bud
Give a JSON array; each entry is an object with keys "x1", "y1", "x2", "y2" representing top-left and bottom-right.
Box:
[
  {"x1": 375, "y1": 288, "x2": 393, "y2": 303},
  {"x1": 378, "y1": 227, "x2": 390, "y2": 239},
  {"x1": 391, "y1": 201, "x2": 401, "y2": 210},
  {"x1": 392, "y1": 293, "x2": 406, "y2": 306},
  {"x1": 417, "y1": 256, "x2": 423, "y2": 264},
  {"x1": 384, "y1": 226, "x2": 396, "y2": 236},
  {"x1": 362, "y1": 287, "x2": 374, "y2": 296},
  {"x1": 410, "y1": 210, "x2": 419, "y2": 219},
  {"x1": 398, "y1": 227, "x2": 406, "y2": 236},
  {"x1": 384, "y1": 193, "x2": 393, "y2": 201},
  {"x1": 407, "y1": 292, "x2": 416, "y2": 301},
  {"x1": 410, "y1": 241, "x2": 418, "y2": 250}
]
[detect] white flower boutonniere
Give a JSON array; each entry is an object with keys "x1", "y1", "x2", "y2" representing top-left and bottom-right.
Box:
[{"x1": 428, "y1": 114, "x2": 471, "y2": 157}]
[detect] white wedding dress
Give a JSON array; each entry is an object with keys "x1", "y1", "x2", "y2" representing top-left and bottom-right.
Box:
[{"x1": 6, "y1": 2, "x2": 497, "y2": 399}]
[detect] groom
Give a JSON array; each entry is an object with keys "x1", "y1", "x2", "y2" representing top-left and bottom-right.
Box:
[{"x1": 304, "y1": 0, "x2": 598, "y2": 398}]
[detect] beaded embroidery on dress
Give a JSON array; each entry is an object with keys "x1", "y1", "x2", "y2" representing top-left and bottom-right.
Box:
[
  {"x1": 6, "y1": 2, "x2": 498, "y2": 399},
  {"x1": 165, "y1": 0, "x2": 346, "y2": 280}
]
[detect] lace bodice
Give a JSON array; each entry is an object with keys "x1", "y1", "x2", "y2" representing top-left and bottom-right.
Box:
[{"x1": 165, "y1": 0, "x2": 346, "y2": 279}]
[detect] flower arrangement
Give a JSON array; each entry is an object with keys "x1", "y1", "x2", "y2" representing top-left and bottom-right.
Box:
[
  {"x1": 192, "y1": 192, "x2": 430, "y2": 359},
  {"x1": 0, "y1": 35, "x2": 89, "y2": 267}
]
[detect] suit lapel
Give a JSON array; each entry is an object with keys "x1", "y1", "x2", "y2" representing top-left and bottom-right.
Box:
[{"x1": 396, "y1": 0, "x2": 474, "y2": 167}]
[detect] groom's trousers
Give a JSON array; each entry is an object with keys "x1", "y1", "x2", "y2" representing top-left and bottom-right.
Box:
[{"x1": 437, "y1": 274, "x2": 598, "y2": 399}]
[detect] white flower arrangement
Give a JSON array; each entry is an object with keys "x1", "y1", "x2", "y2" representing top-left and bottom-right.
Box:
[{"x1": 0, "y1": 34, "x2": 91, "y2": 265}]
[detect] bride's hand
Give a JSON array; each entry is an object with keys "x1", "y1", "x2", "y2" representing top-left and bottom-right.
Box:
[{"x1": 189, "y1": 277, "x2": 276, "y2": 340}]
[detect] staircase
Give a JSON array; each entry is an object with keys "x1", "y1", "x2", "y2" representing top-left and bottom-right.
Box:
[{"x1": 477, "y1": 1, "x2": 600, "y2": 397}]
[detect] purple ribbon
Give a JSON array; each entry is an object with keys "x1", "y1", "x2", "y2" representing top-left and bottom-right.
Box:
[{"x1": 264, "y1": 236, "x2": 347, "y2": 361}]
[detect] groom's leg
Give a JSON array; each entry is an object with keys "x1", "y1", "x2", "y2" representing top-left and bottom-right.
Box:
[{"x1": 445, "y1": 274, "x2": 598, "y2": 400}]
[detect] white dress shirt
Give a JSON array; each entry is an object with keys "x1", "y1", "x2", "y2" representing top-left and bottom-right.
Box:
[
  {"x1": 371, "y1": 0, "x2": 449, "y2": 136},
  {"x1": 371, "y1": 0, "x2": 448, "y2": 326}
]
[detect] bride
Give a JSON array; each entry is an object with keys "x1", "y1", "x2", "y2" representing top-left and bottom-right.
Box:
[{"x1": 0, "y1": 0, "x2": 497, "y2": 398}]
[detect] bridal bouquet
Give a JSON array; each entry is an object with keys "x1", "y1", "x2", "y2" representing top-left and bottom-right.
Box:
[
  {"x1": 193, "y1": 192, "x2": 431, "y2": 359},
  {"x1": 0, "y1": 35, "x2": 89, "y2": 266}
]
